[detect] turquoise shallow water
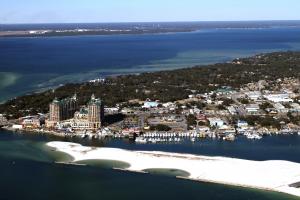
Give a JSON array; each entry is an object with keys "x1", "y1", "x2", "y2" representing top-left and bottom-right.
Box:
[
  {"x1": 1, "y1": 27, "x2": 300, "y2": 101},
  {"x1": 0, "y1": 130, "x2": 300, "y2": 200}
]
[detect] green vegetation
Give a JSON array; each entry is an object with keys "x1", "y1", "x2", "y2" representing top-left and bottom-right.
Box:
[
  {"x1": 259, "y1": 102, "x2": 274, "y2": 110},
  {"x1": 1, "y1": 51, "x2": 300, "y2": 119},
  {"x1": 239, "y1": 98, "x2": 250, "y2": 105},
  {"x1": 186, "y1": 114, "x2": 197, "y2": 129},
  {"x1": 150, "y1": 124, "x2": 172, "y2": 132},
  {"x1": 288, "y1": 112, "x2": 300, "y2": 125},
  {"x1": 220, "y1": 98, "x2": 234, "y2": 106},
  {"x1": 240, "y1": 116, "x2": 284, "y2": 129}
]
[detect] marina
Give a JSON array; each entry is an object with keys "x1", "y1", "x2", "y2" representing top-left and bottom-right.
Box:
[{"x1": 1, "y1": 129, "x2": 300, "y2": 200}]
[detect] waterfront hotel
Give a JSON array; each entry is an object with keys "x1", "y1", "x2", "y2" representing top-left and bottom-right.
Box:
[
  {"x1": 48, "y1": 94, "x2": 79, "y2": 125},
  {"x1": 46, "y1": 94, "x2": 104, "y2": 130},
  {"x1": 87, "y1": 94, "x2": 104, "y2": 130}
]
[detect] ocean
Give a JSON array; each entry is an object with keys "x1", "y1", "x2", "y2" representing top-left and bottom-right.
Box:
[
  {"x1": 0, "y1": 130, "x2": 300, "y2": 200},
  {"x1": 1, "y1": 26, "x2": 300, "y2": 101},
  {"x1": 1, "y1": 23, "x2": 300, "y2": 199}
]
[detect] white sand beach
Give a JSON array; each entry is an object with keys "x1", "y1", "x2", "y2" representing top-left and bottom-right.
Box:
[{"x1": 47, "y1": 141, "x2": 300, "y2": 197}]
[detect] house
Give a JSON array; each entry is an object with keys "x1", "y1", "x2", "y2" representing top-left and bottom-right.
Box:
[
  {"x1": 266, "y1": 108, "x2": 278, "y2": 115},
  {"x1": 245, "y1": 91, "x2": 262, "y2": 101},
  {"x1": 227, "y1": 106, "x2": 238, "y2": 115},
  {"x1": 162, "y1": 102, "x2": 176, "y2": 111},
  {"x1": 290, "y1": 103, "x2": 300, "y2": 113},
  {"x1": 142, "y1": 101, "x2": 159, "y2": 109},
  {"x1": 21, "y1": 116, "x2": 41, "y2": 129},
  {"x1": 12, "y1": 124, "x2": 23, "y2": 130},
  {"x1": 245, "y1": 104, "x2": 260, "y2": 114},
  {"x1": 219, "y1": 125, "x2": 236, "y2": 134},
  {"x1": 237, "y1": 120, "x2": 248, "y2": 128},
  {"x1": 197, "y1": 126, "x2": 210, "y2": 132},
  {"x1": 274, "y1": 103, "x2": 288, "y2": 113},
  {"x1": 196, "y1": 114, "x2": 207, "y2": 121}
]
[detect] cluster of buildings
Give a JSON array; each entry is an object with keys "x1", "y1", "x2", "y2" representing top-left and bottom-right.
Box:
[
  {"x1": 46, "y1": 94, "x2": 104, "y2": 131},
  {"x1": 110, "y1": 78, "x2": 300, "y2": 140},
  {"x1": 3, "y1": 77, "x2": 300, "y2": 141}
]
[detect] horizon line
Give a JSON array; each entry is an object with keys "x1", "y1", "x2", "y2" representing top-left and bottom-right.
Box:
[{"x1": 1, "y1": 19, "x2": 300, "y2": 25}]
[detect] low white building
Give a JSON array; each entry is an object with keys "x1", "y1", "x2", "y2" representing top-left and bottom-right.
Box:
[
  {"x1": 142, "y1": 101, "x2": 159, "y2": 109},
  {"x1": 237, "y1": 120, "x2": 248, "y2": 128},
  {"x1": 162, "y1": 102, "x2": 176, "y2": 111},
  {"x1": 208, "y1": 118, "x2": 224, "y2": 128},
  {"x1": 121, "y1": 108, "x2": 135, "y2": 115},
  {"x1": 290, "y1": 103, "x2": 300, "y2": 112},
  {"x1": 12, "y1": 124, "x2": 23, "y2": 130},
  {"x1": 274, "y1": 103, "x2": 288, "y2": 113},
  {"x1": 227, "y1": 106, "x2": 238, "y2": 115},
  {"x1": 104, "y1": 107, "x2": 119, "y2": 114},
  {"x1": 245, "y1": 91, "x2": 262, "y2": 101},
  {"x1": 264, "y1": 94, "x2": 293, "y2": 103},
  {"x1": 245, "y1": 104, "x2": 260, "y2": 114},
  {"x1": 22, "y1": 118, "x2": 41, "y2": 128}
]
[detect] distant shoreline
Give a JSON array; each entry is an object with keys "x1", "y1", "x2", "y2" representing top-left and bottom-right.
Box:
[
  {"x1": 0, "y1": 29, "x2": 194, "y2": 38},
  {"x1": 1, "y1": 20, "x2": 300, "y2": 38}
]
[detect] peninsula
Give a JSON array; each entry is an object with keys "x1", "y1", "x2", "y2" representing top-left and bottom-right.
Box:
[{"x1": 2, "y1": 51, "x2": 300, "y2": 142}]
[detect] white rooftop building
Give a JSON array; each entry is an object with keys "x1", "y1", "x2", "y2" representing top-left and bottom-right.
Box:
[
  {"x1": 264, "y1": 94, "x2": 293, "y2": 103},
  {"x1": 274, "y1": 103, "x2": 288, "y2": 113},
  {"x1": 207, "y1": 118, "x2": 225, "y2": 128},
  {"x1": 142, "y1": 101, "x2": 159, "y2": 109},
  {"x1": 245, "y1": 104, "x2": 260, "y2": 114},
  {"x1": 237, "y1": 120, "x2": 248, "y2": 128},
  {"x1": 290, "y1": 103, "x2": 300, "y2": 112},
  {"x1": 227, "y1": 106, "x2": 238, "y2": 115},
  {"x1": 245, "y1": 91, "x2": 262, "y2": 101}
]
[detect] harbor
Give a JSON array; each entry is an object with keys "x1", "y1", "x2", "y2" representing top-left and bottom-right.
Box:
[
  {"x1": 1, "y1": 128, "x2": 300, "y2": 200},
  {"x1": 4, "y1": 124, "x2": 300, "y2": 145}
]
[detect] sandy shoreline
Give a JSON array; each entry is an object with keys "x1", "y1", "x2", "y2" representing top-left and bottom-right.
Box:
[{"x1": 47, "y1": 141, "x2": 300, "y2": 197}]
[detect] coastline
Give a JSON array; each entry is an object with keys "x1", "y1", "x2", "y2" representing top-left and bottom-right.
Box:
[{"x1": 47, "y1": 141, "x2": 300, "y2": 198}]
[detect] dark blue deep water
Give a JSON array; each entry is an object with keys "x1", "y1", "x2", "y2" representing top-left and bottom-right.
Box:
[
  {"x1": 1, "y1": 24, "x2": 300, "y2": 199},
  {"x1": 1, "y1": 27, "x2": 300, "y2": 101}
]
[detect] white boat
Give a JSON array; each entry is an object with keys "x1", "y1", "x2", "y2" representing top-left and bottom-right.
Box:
[
  {"x1": 225, "y1": 134, "x2": 235, "y2": 141},
  {"x1": 246, "y1": 133, "x2": 262, "y2": 140},
  {"x1": 135, "y1": 137, "x2": 147, "y2": 144}
]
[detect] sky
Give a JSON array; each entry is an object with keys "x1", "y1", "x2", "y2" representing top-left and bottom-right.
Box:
[{"x1": 0, "y1": 0, "x2": 300, "y2": 24}]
